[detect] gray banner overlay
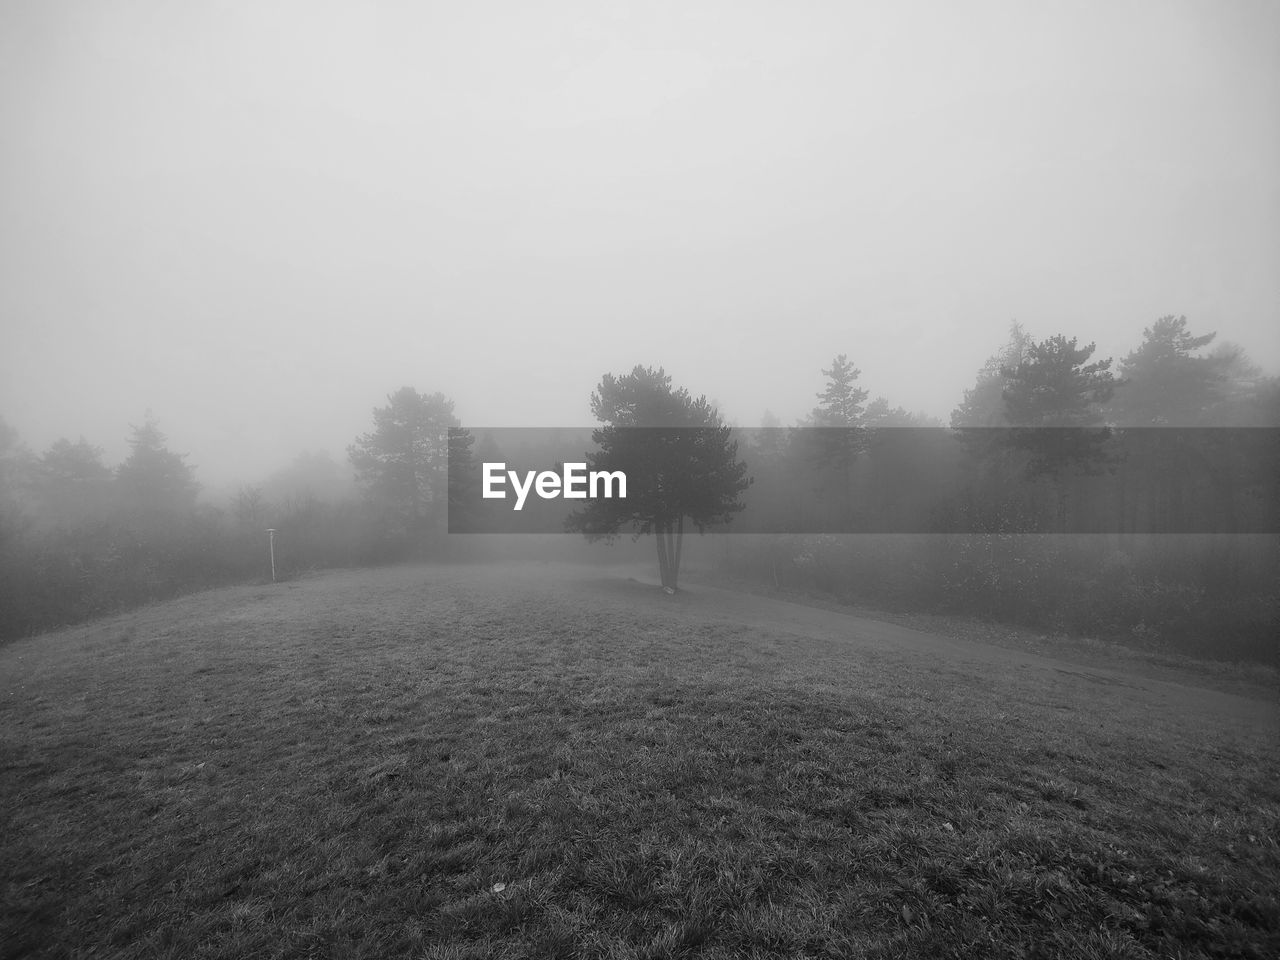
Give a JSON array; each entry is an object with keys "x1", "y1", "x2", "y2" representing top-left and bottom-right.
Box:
[{"x1": 448, "y1": 427, "x2": 1279, "y2": 534}]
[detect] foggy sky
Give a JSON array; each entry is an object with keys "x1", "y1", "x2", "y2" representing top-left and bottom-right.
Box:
[{"x1": 2, "y1": 0, "x2": 1277, "y2": 492}]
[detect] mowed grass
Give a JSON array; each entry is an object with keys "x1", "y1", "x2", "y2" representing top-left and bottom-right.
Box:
[{"x1": 1, "y1": 564, "x2": 1277, "y2": 959}]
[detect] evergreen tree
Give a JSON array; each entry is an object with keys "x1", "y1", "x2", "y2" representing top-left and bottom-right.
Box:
[
  {"x1": 41, "y1": 438, "x2": 110, "y2": 482},
  {"x1": 38, "y1": 438, "x2": 113, "y2": 525},
  {"x1": 348, "y1": 387, "x2": 468, "y2": 548},
  {"x1": 446, "y1": 426, "x2": 477, "y2": 529},
  {"x1": 949, "y1": 323, "x2": 1036, "y2": 528},
  {"x1": 1198, "y1": 341, "x2": 1275, "y2": 426},
  {"x1": 999, "y1": 337, "x2": 1118, "y2": 529},
  {"x1": 1109, "y1": 315, "x2": 1221, "y2": 426},
  {"x1": 805, "y1": 355, "x2": 869, "y2": 527},
  {"x1": 1002, "y1": 335, "x2": 1117, "y2": 428},
  {"x1": 116, "y1": 417, "x2": 199, "y2": 516},
  {"x1": 566, "y1": 366, "x2": 751, "y2": 591},
  {"x1": 951, "y1": 321, "x2": 1033, "y2": 428},
  {"x1": 0, "y1": 416, "x2": 34, "y2": 546},
  {"x1": 864, "y1": 397, "x2": 920, "y2": 427},
  {"x1": 811, "y1": 354, "x2": 869, "y2": 426}
]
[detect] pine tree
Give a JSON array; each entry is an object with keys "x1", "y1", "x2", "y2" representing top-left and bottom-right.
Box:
[
  {"x1": 566, "y1": 366, "x2": 751, "y2": 591},
  {"x1": 811, "y1": 354, "x2": 869, "y2": 426},
  {"x1": 37, "y1": 438, "x2": 113, "y2": 525},
  {"x1": 951, "y1": 322, "x2": 1033, "y2": 428},
  {"x1": 1002, "y1": 335, "x2": 1116, "y2": 428},
  {"x1": 348, "y1": 388, "x2": 470, "y2": 550},
  {"x1": 1109, "y1": 315, "x2": 1222, "y2": 426},
  {"x1": 116, "y1": 417, "x2": 199, "y2": 516},
  {"x1": 999, "y1": 337, "x2": 1118, "y2": 529},
  {"x1": 806, "y1": 355, "x2": 870, "y2": 527}
]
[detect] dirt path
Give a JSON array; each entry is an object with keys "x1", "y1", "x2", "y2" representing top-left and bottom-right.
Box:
[{"x1": 574, "y1": 565, "x2": 1279, "y2": 737}]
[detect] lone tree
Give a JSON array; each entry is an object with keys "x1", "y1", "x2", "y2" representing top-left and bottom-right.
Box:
[
  {"x1": 566, "y1": 366, "x2": 751, "y2": 591},
  {"x1": 348, "y1": 387, "x2": 469, "y2": 551}
]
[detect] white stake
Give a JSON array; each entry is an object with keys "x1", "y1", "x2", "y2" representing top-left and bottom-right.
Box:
[{"x1": 266, "y1": 528, "x2": 277, "y2": 582}]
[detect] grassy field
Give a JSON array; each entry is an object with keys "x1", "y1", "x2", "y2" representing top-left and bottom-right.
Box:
[{"x1": 2, "y1": 563, "x2": 1277, "y2": 959}]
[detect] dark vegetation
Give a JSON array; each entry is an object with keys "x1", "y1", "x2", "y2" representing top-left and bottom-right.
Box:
[
  {"x1": 564, "y1": 367, "x2": 752, "y2": 591},
  {"x1": 721, "y1": 320, "x2": 1278, "y2": 665},
  {"x1": 717, "y1": 532, "x2": 1279, "y2": 666},
  {"x1": 2, "y1": 566, "x2": 1276, "y2": 959},
  {"x1": 1, "y1": 316, "x2": 1277, "y2": 663}
]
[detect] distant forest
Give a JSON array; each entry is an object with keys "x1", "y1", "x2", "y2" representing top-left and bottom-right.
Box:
[{"x1": 1, "y1": 316, "x2": 1277, "y2": 662}]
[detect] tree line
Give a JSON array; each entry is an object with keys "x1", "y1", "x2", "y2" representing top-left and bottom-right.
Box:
[
  {"x1": 1, "y1": 315, "x2": 1276, "y2": 660},
  {"x1": 722, "y1": 318, "x2": 1277, "y2": 663}
]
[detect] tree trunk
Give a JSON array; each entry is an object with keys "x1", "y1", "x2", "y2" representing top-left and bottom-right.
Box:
[
  {"x1": 843, "y1": 455, "x2": 853, "y2": 531},
  {"x1": 664, "y1": 522, "x2": 677, "y2": 590},
  {"x1": 672, "y1": 515, "x2": 684, "y2": 589},
  {"x1": 655, "y1": 520, "x2": 670, "y2": 588}
]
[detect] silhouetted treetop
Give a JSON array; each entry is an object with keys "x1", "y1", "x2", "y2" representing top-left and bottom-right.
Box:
[
  {"x1": 951, "y1": 321, "x2": 1033, "y2": 428},
  {"x1": 1002, "y1": 335, "x2": 1116, "y2": 427},
  {"x1": 1109, "y1": 315, "x2": 1222, "y2": 425},
  {"x1": 812, "y1": 354, "x2": 869, "y2": 427},
  {"x1": 348, "y1": 387, "x2": 464, "y2": 537},
  {"x1": 569, "y1": 365, "x2": 751, "y2": 591},
  {"x1": 116, "y1": 417, "x2": 199, "y2": 514}
]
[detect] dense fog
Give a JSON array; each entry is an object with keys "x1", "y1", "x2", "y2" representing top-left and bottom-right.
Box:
[
  {"x1": 1, "y1": 2, "x2": 1277, "y2": 661},
  {"x1": 2, "y1": 1, "x2": 1277, "y2": 487}
]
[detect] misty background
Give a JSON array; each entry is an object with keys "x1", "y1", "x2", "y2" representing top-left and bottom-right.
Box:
[
  {"x1": 2, "y1": 0, "x2": 1277, "y2": 493},
  {"x1": 1, "y1": 1, "x2": 1277, "y2": 663}
]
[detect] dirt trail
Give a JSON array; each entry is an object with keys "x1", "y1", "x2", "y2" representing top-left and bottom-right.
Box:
[{"x1": 573, "y1": 566, "x2": 1279, "y2": 736}]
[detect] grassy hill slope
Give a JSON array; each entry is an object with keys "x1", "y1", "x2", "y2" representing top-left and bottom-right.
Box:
[{"x1": 2, "y1": 563, "x2": 1277, "y2": 958}]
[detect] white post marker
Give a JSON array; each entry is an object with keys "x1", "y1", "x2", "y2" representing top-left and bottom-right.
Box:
[{"x1": 266, "y1": 528, "x2": 277, "y2": 583}]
